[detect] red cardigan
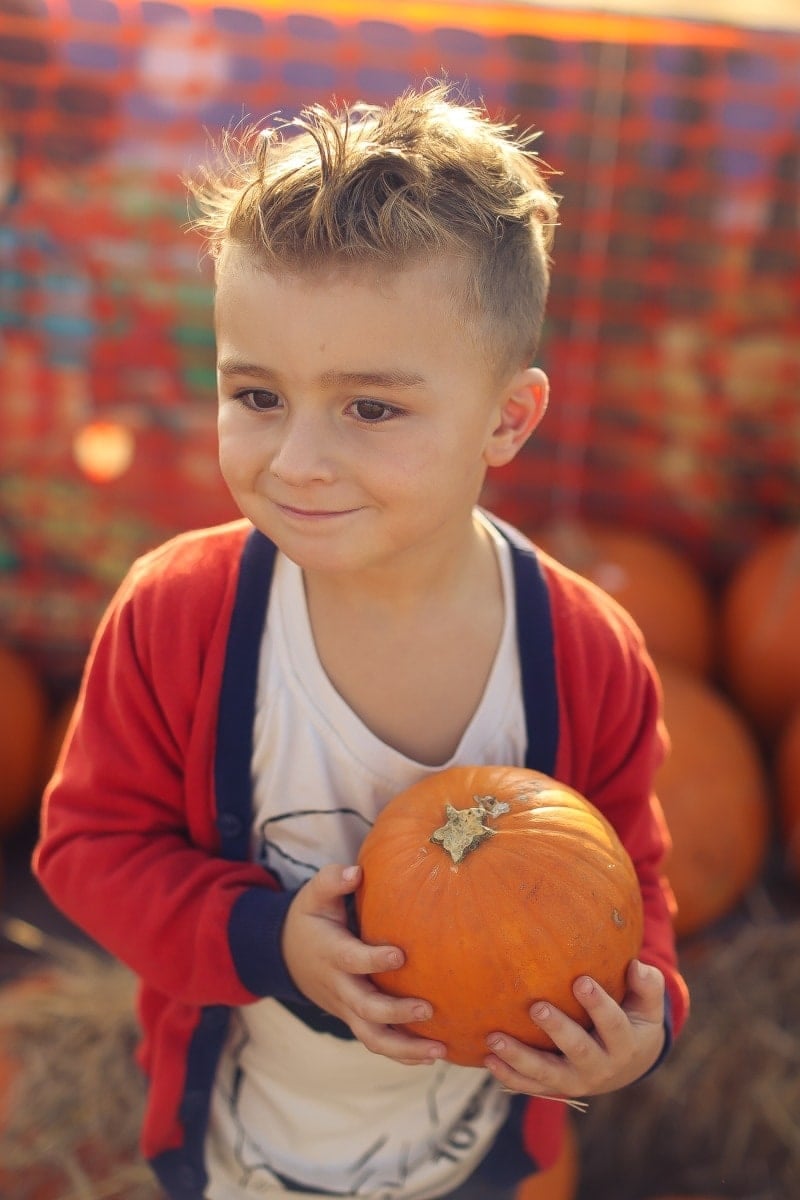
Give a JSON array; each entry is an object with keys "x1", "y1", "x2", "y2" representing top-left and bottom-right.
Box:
[{"x1": 35, "y1": 517, "x2": 688, "y2": 1199}]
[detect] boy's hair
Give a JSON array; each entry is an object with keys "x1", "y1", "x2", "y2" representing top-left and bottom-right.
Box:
[{"x1": 189, "y1": 81, "x2": 559, "y2": 373}]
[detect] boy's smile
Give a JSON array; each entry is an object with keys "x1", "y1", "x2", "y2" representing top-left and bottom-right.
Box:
[{"x1": 214, "y1": 247, "x2": 546, "y2": 584}]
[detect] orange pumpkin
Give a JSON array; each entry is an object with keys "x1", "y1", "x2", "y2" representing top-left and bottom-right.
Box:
[
  {"x1": 720, "y1": 525, "x2": 800, "y2": 738},
  {"x1": 532, "y1": 522, "x2": 715, "y2": 676},
  {"x1": 515, "y1": 1115, "x2": 579, "y2": 1200},
  {"x1": 775, "y1": 704, "x2": 800, "y2": 883},
  {"x1": 355, "y1": 765, "x2": 643, "y2": 1067},
  {"x1": 37, "y1": 691, "x2": 78, "y2": 790},
  {"x1": 0, "y1": 644, "x2": 48, "y2": 835},
  {"x1": 655, "y1": 661, "x2": 771, "y2": 939}
]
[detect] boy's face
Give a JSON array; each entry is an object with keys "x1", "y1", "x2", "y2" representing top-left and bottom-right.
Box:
[{"x1": 214, "y1": 246, "x2": 544, "y2": 577}]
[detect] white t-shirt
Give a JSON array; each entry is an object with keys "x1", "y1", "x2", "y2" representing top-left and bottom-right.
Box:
[{"x1": 205, "y1": 513, "x2": 527, "y2": 1200}]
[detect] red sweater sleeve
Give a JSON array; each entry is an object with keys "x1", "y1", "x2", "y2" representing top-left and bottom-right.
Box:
[
  {"x1": 544, "y1": 556, "x2": 689, "y2": 1038},
  {"x1": 34, "y1": 523, "x2": 299, "y2": 1008}
]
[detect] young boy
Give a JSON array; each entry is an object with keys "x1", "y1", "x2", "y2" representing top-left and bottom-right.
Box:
[{"x1": 35, "y1": 83, "x2": 688, "y2": 1200}]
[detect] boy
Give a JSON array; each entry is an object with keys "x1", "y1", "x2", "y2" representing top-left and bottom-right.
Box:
[{"x1": 35, "y1": 83, "x2": 689, "y2": 1200}]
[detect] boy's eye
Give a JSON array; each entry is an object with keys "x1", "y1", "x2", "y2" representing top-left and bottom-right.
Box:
[
  {"x1": 237, "y1": 389, "x2": 280, "y2": 411},
  {"x1": 352, "y1": 398, "x2": 399, "y2": 423}
]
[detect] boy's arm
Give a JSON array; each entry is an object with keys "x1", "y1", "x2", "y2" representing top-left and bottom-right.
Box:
[
  {"x1": 34, "y1": 552, "x2": 304, "y2": 1010},
  {"x1": 586, "y1": 651, "x2": 686, "y2": 1043},
  {"x1": 553, "y1": 581, "x2": 689, "y2": 1044},
  {"x1": 34, "y1": 569, "x2": 446, "y2": 1063}
]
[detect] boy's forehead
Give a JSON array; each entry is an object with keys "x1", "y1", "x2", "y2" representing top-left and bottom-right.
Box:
[
  {"x1": 211, "y1": 242, "x2": 510, "y2": 375},
  {"x1": 214, "y1": 240, "x2": 470, "y2": 297},
  {"x1": 212, "y1": 243, "x2": 506, "y2": 385}
]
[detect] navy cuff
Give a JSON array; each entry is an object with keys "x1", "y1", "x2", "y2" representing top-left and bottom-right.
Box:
[{"x1": 228, "y1": 886, "x2": 305, "y2": 1002}]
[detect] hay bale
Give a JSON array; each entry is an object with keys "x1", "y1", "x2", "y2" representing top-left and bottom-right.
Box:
[
  {"x1": 576, "y1": 914, "x2": 800, "y2": 1200},
  {"x1": 0, "y1": 920, "x2": 163, "y2": 1200},
  {"x1": 7, "y1": 913, "x2": 799, "y2": 1200}
]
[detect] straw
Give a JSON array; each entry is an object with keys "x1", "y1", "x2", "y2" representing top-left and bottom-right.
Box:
[{"x1": 577, "y1": 909, "x2": 800, "y2": 1200}]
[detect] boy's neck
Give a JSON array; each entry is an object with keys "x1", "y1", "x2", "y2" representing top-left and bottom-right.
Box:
[{"x1": 297, "y1": 512, "x2": 506, "y2": 765}]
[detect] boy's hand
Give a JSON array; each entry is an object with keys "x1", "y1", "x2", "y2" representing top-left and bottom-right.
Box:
[
  {"x1": 484, "y1": 959, "x2": 666, "y2": 1098},
  {"x1": 281, "y1": 864, "x2": 446, "y2": 1066}
]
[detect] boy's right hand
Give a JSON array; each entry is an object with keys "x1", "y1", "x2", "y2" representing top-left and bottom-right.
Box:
[{"x1": 281, "y1": 863, "x2": 446, "y2": 1066}]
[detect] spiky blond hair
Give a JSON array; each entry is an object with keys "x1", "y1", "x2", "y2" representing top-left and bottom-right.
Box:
[{"x1": 189, "y1": 82, "x2": 559, "y2": 373}]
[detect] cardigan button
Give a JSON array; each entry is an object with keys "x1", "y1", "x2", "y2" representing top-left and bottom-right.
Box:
[{"x1": 217, "y1": 813, "x2": 244, "y2": 839}]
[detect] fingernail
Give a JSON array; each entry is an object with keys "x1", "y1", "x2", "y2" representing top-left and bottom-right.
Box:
[
  {"x1": 531, "y1": 1003, "x2": 550, "y2": 1021},
  {"x1": 575, "y1": 976, "x2": 594, "y2": 998},
  {"x1": 342, "y1": 865, "x2": 359, "y2": 882},
  {"x1": 412, "y1": 1004, "x2": 432, "y2": 1021},
  {"x1": 387, "y1": 950, "x2": 402, "y2": 968},
  {"x1": 487, "y1": 1035, "x2": 505, "y2": 1051}
]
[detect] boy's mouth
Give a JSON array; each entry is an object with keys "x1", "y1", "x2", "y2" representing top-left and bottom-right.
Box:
[{"x1": 276, "y1": 502, "x2": 359, "y2": 519}]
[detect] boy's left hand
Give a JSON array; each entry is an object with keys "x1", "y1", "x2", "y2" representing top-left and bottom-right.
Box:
[{"x1": 484, "y1": 959, "x2": 666, "y2": 1098}]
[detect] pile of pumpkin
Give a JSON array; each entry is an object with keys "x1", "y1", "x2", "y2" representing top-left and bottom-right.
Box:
[
  {"x1": 0, "y1": 646, "x2": 76, "y2": 851},
  {"x1": 532, "y1": 520, "x2": 800, "y2": 944},
  {"x1": 525, "y1": 520, "x2": 800, "y2": 1200},
  {"x1": 525, "y1": 523, "x2": 800, "y2": 1200}
]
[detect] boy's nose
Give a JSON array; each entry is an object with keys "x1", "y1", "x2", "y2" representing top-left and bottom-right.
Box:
[{"x1": 269, "y1": 414, "x2": 335, "y2": 484}]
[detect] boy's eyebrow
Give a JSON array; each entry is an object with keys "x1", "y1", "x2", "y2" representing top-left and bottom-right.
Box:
[
  {"x1": 319, "y1": 368, "x2": 427, "y2": 390},
  {"x1": 217, "y1": 356, "x2": 426, "y2": 390},
  {"x1": 217, "y1": 357, "x2": 275, "y2": 379}
]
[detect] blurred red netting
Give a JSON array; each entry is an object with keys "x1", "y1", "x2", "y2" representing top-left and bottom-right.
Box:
[{"x1": 1, "y1": 0, "x2": 798, "y2": 684}]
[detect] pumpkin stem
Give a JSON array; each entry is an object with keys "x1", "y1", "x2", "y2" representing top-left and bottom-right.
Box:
[{"x1": 430, "y1": 796, "x2": 509, "y2": 864}]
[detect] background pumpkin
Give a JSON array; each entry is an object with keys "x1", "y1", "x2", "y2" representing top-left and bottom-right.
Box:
[
  {"x1": 720, "y1": 525, "x2": 800, "y2": 739},
  {"x1": 775, "y1": 703, "x2": 800, "y2": 884},
  {"x1": 654, "y1": 660, "x2": 771, "y2": 939},
  {"x1": 37, "y1": 691, "x2": 79, "y2": 792},
  {"x1": 0, "y1": 644, "x2": 48, "y2": 837},
  {"x1": 531, "y1": 522, "x2": 716, "y2": 676},
  {"x1": 356, "y1": 765, "x2": 643, "y2": 1067}
]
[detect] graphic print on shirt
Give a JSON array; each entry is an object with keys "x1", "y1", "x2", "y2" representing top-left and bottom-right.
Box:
[
  {"x1": 218, "y1": 1010, "x2": 503, "y2": 1198},
  {"x1": 253, "y1": 806, "x2": 372, "y2": 889}
]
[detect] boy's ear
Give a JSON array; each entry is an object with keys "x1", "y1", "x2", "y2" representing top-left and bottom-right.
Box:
[{"x1": 484, "y1": 367, "x2": 549, "y2": 468}]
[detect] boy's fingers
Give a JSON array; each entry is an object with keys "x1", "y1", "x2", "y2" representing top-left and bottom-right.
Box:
[
  {"x1": 569, "y1": 978, "x2": 631, "y2": 1050},
  {"x1": 320, "y1": 862, "x2": 361, "y2": 894},
  {"x1": 353, "y1": 1018, "x2": 445, "y2": 1064},
  {"x1": 336, "y1": 936, "x2": 405, "y2": 977},
  {"x1": 628, "y1": 959, "x2": 664, "y2": 992},
  {"x1": 624, "y1": 960, "x2": 666, "y2": 1020},
  {"x1": 354, "y1": 986, "x2": 434, "y2": 1027},
  {"x1": 299, "y1": 863, "x2": 360, "y2": 915}
]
